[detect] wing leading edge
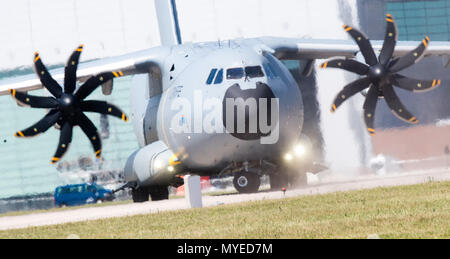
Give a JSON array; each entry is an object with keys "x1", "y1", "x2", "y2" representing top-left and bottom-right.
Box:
[
  {"x1": 0, "y1": 46, "x2": 170, "y2": 96},
  {"x1": 2, "y1": 37, "x2": 450, "y2": 96},
  {"x1": 256, "y1": 36, "x2": 450, "y2": 61}
]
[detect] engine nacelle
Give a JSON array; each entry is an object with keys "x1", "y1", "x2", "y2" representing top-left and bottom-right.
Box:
[{"x1": 124, "y1": 140, "x2": 178, "y2": 186}]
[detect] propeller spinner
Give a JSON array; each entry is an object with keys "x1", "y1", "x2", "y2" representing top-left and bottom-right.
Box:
[
  {"x1": 320, "y1": 14, "x2": 441, "y2": 136},
  {"x1": 9, "y1": 45, "x2": 129, "y2": 164}
]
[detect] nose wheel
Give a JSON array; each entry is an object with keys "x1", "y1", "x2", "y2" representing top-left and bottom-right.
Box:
[{"x1": 233, "y1": 171, "x2": 261, "y2": 193}]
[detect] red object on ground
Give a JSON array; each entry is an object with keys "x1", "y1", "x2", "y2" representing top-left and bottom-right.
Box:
[{"x1": 176, "y1": 176, "x2": 211, "y2": 196}]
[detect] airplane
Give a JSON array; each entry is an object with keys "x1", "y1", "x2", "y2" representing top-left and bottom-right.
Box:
[{"x1": 1, "y1": 0, "x2": 450, "y2": 202}]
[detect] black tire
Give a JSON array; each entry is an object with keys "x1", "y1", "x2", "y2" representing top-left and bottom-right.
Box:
[
  {"x1": 132, "y1": 187, "x2": 149, "y2": 203},
  {"x1": 233, "y1": 172, "x2": 261, "y2": 193},
  {"x1": 149, "y1": 186, "x2": 169, "y2": 201}
]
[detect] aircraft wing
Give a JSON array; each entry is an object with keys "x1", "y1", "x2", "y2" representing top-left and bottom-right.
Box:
[
  {"x1": 257, "y1": 37, "x2": 450, "y2": 62},
  {"x1": 0, "y1": 46, "x2": 170, "y2": 96}
]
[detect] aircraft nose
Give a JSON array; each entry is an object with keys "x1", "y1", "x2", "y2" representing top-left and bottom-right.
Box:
[
  {"x1": 222, "y1": 82, "x2": 278, "y2": 140},
  {"x1": 224, "y1": 82, "x2": 275, "y2": 101}
]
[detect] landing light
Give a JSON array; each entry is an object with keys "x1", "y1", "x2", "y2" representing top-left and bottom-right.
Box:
[
  {"x1": 294, "y1": 144, "x2": 306, "y2": 157},
  {"x1": 284, "y1": 153, "x2": 293, "y2": 161},
  {"x1": 168, "y1": 166, "x2": 174, "y2": 172}
]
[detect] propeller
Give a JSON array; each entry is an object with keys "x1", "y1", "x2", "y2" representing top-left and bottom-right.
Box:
[
  {"x1": 9, "y1": 45, "x2": 129, "y2": 164},
  {"x1": 320, "y1": 14, "x2": 441, "y2": 136}
]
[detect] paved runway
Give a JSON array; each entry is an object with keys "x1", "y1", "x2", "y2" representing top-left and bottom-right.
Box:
[{"x1": 1, "y1": 168, "x2": 449, "y2": 231}]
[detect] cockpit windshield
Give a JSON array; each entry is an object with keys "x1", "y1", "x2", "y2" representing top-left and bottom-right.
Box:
[
  {"x1": 226, "y1": 66, "x2": 265, "y2": 80},
  {"x1": 245, "y1": 66, "x2": 264, "y2": 78},
  {"x1": 226, "y1": 68, "x2": 244, "y2": 79}
]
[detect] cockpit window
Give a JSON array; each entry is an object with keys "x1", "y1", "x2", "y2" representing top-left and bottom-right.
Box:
[
  {"x1": 206, "y1": 68, "x2": 218, "y2": 85},
  {"x1": 245, "y1": 66, "x2": 264, "y2": 78},
  {"x1": 214, "y1": 69, "x2": 223, "y2": 84},
  {"x1": 227, "y1": 68, "x2": 244, "y2": 79}
]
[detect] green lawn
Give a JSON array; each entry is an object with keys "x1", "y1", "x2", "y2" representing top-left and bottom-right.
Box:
[{"x1": 1, "y1": 181, "x2": 449, "y2": 239}]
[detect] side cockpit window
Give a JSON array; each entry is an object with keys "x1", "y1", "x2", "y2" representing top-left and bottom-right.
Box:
[
  {"x1": 245, "y1": 66, "x2": 264, "y2": 78},
  {"x1": 227, "y1": 68, "x2": 244, "y2": 79},
  {"x1": 206, "y1": 68, "x2": 218, "y2": 85},
  {"x1": 214, "y1": 69, "x2": 223, "y2": 84}
]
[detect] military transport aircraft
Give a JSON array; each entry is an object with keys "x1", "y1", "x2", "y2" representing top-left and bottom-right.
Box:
[{"x1": 0, "y1": 0, "x2": 449, "y2": 202}]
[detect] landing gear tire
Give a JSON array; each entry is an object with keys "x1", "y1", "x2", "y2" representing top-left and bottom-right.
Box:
[
  {"x1": 233, "y1": 172, "x2": 261, "y2": 193},
  {"x1": 132, "y1": 187, "x2": 149, "y2": 203},
  {"x1": 149, "y1": 186, "x2": 169, "y2": 201}
]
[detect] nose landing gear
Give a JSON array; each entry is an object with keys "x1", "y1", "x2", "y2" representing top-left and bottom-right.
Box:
[{"x1": 233, "y1": 170, "x2": 261, "y2": 193}]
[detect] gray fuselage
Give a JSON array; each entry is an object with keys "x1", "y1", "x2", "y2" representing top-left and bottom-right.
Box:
[{"x1": 138, "y1": 42, "x2": 304, "y2": 175}]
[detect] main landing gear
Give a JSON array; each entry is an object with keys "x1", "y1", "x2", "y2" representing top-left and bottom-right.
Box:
[{"x1": 131, "y1": 185, "x2": 169, "y2": 202}]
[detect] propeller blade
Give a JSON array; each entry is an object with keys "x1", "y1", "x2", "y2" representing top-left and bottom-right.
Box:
[
  {"x1": 51, "y1": 122, "x2": 73, "y2": 164},
  {"x1": 331, "y1": 77, "x2": 371, "y2": 113},
  {"x1": 80, "y1": 100, "x2": 129, "y2": 122},
  {"x1": 15, "y1": 110, "x2": 61, "y2": 138},
  {"x1": 75, "y1": 71, "x2": 123, "y2": 101},
  {"x1": 343, "y1": 24, "x2": 378, "y2": 66},
  {"x1": 388, "y1": 36, "x2": 430, "y2": 73},
  {"x1": 34, "y1": 52, "x2": 63, "y2": 98},
  {"x1": 320, "y1": 59, "x2": 369, "y2": 75},
  {"x1": 77, "y1": 113, "x2": 102, "y2": 158},
  {"x1": 362, "y1": 85, "x2": 380, "y2": 136},
  {"x1": 378, "y1": 14, "x2": 398, "y2": 66},
  {"x1": 392, "y1": 74, "x2": 441, "y2": 93},
  {"x1": 383, "y1": 84, "x2": 419, "y2": 124},
  {"x1": 64, "y1": 45, "x2": 84, "y2": 94},
  {"x1": 9, "y1": 89, "x2": 58, "y2": 108}
]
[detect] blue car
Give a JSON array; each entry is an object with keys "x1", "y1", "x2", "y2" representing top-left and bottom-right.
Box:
[{"x1": 54, "y1": 183, "x2": 114, "y2": 207}]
